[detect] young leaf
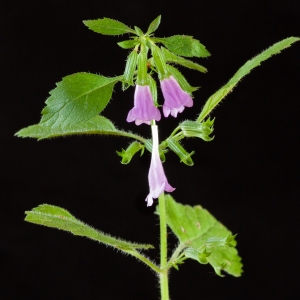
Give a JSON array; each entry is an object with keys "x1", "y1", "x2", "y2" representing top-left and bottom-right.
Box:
[
  {"x1": 40, "y1": 73, "x2": 121, "y2": 128},
  {"x1": 156, "y1": 35, "x2": 210, "y2": 57},
  {"x1": 16, "y1": 115, "x2": 145, "y2": 142},
  {"x1": 134, "y1": 26, "x2": 144, "y2": 36},
  {"x1": 117, "y1": 39, "x2": 138, "y2": 49},
  {"x1": 83, "y1": 18, "x2": 135, "y2": 35},
  {"x1": 25, "y1": 204, "x2": 153, "y2": 251},
  {"x1": 159, "y1": 195, "x2": 243, "y2": 277},
  {"x1": 146, "y1": 15, "x2": 161, "y2": 35},
  {"x1": 197, "y1": 36, "x2": 300, "y2": 122},
  {"x1": 161, "y1": 47, "x2": 207, "y2": 73}
]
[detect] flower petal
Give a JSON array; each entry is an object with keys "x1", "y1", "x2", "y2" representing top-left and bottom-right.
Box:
[
  {"x1": 126, "y1": 85, "x2": 161, "y2": 125},
  {"x1": 161, "y1": 76, "x2": 193, "y2": 118},
  {"x1": 146, "y1": 125, "x2": 175, "y2": 206}
]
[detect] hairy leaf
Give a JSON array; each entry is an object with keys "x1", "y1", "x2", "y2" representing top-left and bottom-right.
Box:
[
  {"x1": 117, "y1": 39, "x2": 138, "y2": 49},
  {"x1": 40, "y1": 73, "x2": 120, "y2": 128},
  {"x1": 25, "y1": 204, "x2": 153, "y2": 251},
  {"x1": 197, "y1": 37, "x2": 300, "y2": 122},
  {"x1": 146, "y1": 15, "x2": 161, "y2": 35},
  {"x1": 161, "y1": 47, "x2": 207, "y2": 73},
  {"x1": 160, "y1": 195, "x2": 243, "y2": 277},
  {"x1": 16, "y1": 115, "x2": 145, "y2": 142},
  {"x1": 83, "y1": 18, "x2": 135, "y2": 35},
  {"x1": 156, "y1": 35, "x2": 210, "y2": 57}
]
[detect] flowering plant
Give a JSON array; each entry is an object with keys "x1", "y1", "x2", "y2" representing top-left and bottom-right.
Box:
[{"x1": 16, "y1": 16, "x2": 299, "y2": 299}]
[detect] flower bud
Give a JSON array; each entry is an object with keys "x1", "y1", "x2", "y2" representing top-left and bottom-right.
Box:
[
  {"x1": 116, "y1": 141, "x2": 144, "y2": 164},
  {"x1": 122, "y1": 49, "x2": 138, "y2": 90},
  {"x1": 180, "y1": 119, "x2": 214, "y2": 141}
]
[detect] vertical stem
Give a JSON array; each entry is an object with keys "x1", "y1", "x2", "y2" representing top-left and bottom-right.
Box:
[{"x1": 158, "y1": 192, "x2": 170, "y2": 300}]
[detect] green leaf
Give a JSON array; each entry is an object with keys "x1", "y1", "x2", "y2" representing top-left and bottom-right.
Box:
[
  {"x1": 117, "y1": 39, "x2": 138, "y2": 49},
  {"x1": 161, "y1": 47, "x2": 207, "y2": 73},
  {"x1": 156, "y1": 35, "x2": 210, "y2": 57},
  {"x1": 134, "y1": 26, "x2": 144, "y2": 36},
  {"x1": 16, "y1": 115, "x2": 145, "y2": 142},
  {"x1": 40, "y1": 73, "x2": 120, "y2": 128},
  {"x1": 146, "y1": 15, "x2": 161, "y2": 35},
  {"x1": 83, "y1": 18, "x2": 135, "y2": 35},
  {"x1": 160, "y1": 195, "x2": 243, "y2": 277},
  {"x1": 25, "y1": 204, "x2": 153, "y2": 252},
  {"x1": 166, "y1": 65, "x2": 198, "y2": 94},
  {"x1": 197, "y1": 36, "x2": 300, "y2": 122}
]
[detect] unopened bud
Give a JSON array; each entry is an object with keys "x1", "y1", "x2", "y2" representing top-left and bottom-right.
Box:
[{"x1": 116, "y1": 141, "x2": 144, "y2": 164}]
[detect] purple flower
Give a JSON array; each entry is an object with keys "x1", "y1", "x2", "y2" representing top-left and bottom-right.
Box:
[
  {"x1": 146, "y1": 125, "x2": 175, "y2": 206},
  {"x1": 161, "y1": 76, "x2": 193, "y2": 118},
  {"x1": 126, "y1": 85, "x2": 161, "y2": 125}
]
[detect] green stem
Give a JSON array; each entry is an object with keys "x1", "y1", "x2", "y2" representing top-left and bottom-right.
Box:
[
  {"x1": 127, "y1": 250, "x2": 161, "y2": 273},
  {"x1": 158, "y1": 192, "x2": 170, "y2": 300},
  {"x1": 169, "y1": 243, "x2": 186, "y2": 264}
]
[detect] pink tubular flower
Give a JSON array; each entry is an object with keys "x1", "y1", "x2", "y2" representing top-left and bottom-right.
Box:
[
  {"x1": 126, "y1": 85, "x2": 161, "y2": 125},
  {"x1": 146, "y1": 125, "x2": 175, "y2": 206},
  {"x1": 161, "y1": 76, "x2": 193, "y2": 118}
]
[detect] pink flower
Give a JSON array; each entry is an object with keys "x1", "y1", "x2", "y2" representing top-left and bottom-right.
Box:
[
  {"x1": 126, "y1": 85, "x2": 161, "y2": 125},
  {"x1": 146, "y1": 125, "x2": 175, "y2": 206},
  {"x1": 161, "y1": 76, "x2": 193, "y2": 118}
]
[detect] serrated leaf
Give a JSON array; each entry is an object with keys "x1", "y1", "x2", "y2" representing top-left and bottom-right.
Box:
[
  {"x1": 117, "y1": 39, "x2": 138, "y2": 49},
  {"x1": 16, "y1": 115, "x2": 145, "y2": 142},
  {"x1": 161, "y1": 47, "x2": 207, "y2": 73},
  {"x1": 146, "y1": 15, "x2": 161, "y2": 35},
  {"x1": 83, "y1": 18, "x2": 135, "y2": 35},
  {"x1": 156, "y1": 35, "x2": 210, "y2": 58},
  {"x1": 25, "y1": 204, "x2": 153, "y2": 251},
  {"x1": 40, "y1": 73, "x2": 120, "y2": 128},
  {"x1": 197, "y1": 37, "x2": 300, "y2": 122},
  {"x1": 159, "y1": 195, "x2": 243, "y2": 277}
]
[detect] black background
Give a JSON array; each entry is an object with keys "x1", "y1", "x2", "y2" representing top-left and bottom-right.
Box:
[{"x1": 1, "y1": 1, "x2": 300, "y2": 299}]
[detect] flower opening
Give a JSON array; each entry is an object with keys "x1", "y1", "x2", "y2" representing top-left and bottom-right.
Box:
[
  {"x1": 146, "y1": 125, "x2": 175, "y2": 206},
  {"x1": 126, "y1": 85, "x2": 161, "y2": 125},
  {"x1": 161, "y1": 76, "x2": 193, "y2": 118}
]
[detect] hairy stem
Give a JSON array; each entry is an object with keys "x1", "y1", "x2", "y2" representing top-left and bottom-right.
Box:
[
  {"x1": 158, "y1": 192, "x2": 170, "y2": 300},
  {"x1": 127, "y1": 250, "x2": 161, "y2": 273}
]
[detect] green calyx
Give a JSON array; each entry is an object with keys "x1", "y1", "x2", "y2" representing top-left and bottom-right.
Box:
[
  {"x1": 123, "y1": 49, "x2": 138, "y2": 90},
  {"x1": 166, "y1": 137, "x2": 194, "y2": 166},
  {"x1": 116, "y1": 141, "x2": 144, "y2": 164}
]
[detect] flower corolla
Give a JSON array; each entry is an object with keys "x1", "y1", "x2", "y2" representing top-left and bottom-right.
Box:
[
  {"x1": 146, "y1": 125, "x2": 175, "y2": 206},
  {"x1": 160, "y1": 76, "x2": 193, "y2": 118},
  {"x1": 126, "y1": 85, "x2": 161, "y2": 125}
]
